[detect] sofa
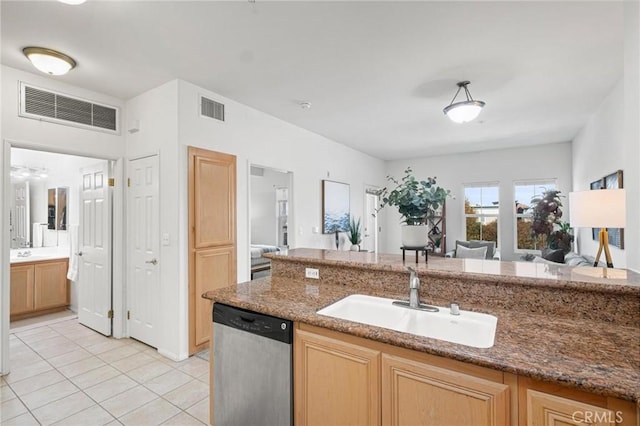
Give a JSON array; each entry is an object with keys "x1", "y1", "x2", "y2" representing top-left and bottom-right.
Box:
[{"x1": 522, "y1": 249, "x2": 603, "y2": 267}]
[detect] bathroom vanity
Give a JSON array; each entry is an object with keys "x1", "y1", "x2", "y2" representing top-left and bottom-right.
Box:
[
  {"x1": 10, "y1": 248, "x2": 70, "y2": 320},
  {"x1": 204, "y1": 249, "x2": 639, "y2": 426}
]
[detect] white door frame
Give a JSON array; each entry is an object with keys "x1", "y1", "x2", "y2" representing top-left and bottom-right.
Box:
[{"x1": 0, "y1": 139, "x2": 125, "y2": 375}]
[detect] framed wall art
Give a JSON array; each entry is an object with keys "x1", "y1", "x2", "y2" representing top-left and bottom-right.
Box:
[
  {"x1": 590, "y1": 169, "x2": 624, "y2": 249},
  {"x1": 322, "y1": 180, "x2": 350, "y2": 233}
]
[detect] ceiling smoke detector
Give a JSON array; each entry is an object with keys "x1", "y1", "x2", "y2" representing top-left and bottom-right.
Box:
[{"x1": 299, "y1": 101, "x2": 312, "y2": 110}]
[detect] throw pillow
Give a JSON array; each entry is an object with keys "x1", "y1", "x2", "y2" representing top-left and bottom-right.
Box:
[
  {"x1": 456, "y1": 244, "x2": 487, "y2": 260},
  {"x1": 455, "y1": 240, "x2": 495, "y2": 259},
  {"x1": 541, "y1": 248, "x2": 565, "y2": 264}
]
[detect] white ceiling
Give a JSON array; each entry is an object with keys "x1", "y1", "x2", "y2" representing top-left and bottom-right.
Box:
[{"x1": 1, "y1": 1, "x2": 624, "y2": 160}]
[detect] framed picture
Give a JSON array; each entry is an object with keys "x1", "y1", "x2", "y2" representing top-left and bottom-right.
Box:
[
  {"x1": 322, "y1": 180, "x2": 350, "y2": 233},
  {"x1": 590, "y1": 170, "x2": 624, "y2": 249}
]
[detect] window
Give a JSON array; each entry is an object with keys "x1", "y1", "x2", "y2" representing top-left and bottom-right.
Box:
[
  {"x1": 514, "y1": 180, "x2": 556, "y2": 251},
  {"x1": 463, "y1": 184, "x2": 499, "y2": 245}
]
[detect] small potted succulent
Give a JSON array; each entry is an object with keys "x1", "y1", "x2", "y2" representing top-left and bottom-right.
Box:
[
  {"x1": 347, "y1": 216, "x2": 362, "y2": 251},
  {"x1": 379, "y1": 167, "x2": 450, "y2": 247},
  {"x1": 530, "y1": 189, "x2": 574, "y2": 254}
]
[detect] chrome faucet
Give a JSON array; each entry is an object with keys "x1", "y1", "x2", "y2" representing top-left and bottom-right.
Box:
[
  {"x1": 408, "y1": 267, "x2": 420, "y2": 308},
  {"x1": 392, "y1": 267, "x2": 439, "y2": 312}
]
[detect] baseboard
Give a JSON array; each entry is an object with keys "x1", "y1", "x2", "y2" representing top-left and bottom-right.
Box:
[{"x1": 158, "y1": 347, "x2": 189, "y2": 362}]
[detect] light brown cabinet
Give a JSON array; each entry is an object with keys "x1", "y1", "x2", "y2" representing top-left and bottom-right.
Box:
[
  {"x1": 295, "y1": 324, "x2": 509, "y2": 426},
  {"x1": 519, "y1": 377, "x2": 636, "y2": 426},
  {"x1": 294, "y1": 327, "x2": 381, "y2": 426},
  {"x1": 382, "y1": 353, "x2": 509, "y2": 426},
  {"x1": 10, "y1": 259, "x2": 69, "y2": 320},
  {"x1": 294, "y1": 324, "x2": 637, "y2": 426}
]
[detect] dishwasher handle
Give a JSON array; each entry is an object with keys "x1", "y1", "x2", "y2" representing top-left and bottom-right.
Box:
[{"x1": 213, "y1": 303, "x2": 293, "y2": 344}]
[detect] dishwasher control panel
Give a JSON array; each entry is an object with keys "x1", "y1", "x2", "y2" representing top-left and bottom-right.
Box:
[{"x1": 213, "y1": 303, "x2": 293, "y2": 344}]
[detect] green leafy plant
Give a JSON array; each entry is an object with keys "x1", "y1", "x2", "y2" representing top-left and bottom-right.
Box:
[
  {"x1": 379, "y1": 167, "x2": 450, "y2": 225},
  {"x1": 530, "y1": 189, "x2": 574, "y2": 254},
  {"x1": 347, "y1": 216, "x2": 362, "y2": 245}
]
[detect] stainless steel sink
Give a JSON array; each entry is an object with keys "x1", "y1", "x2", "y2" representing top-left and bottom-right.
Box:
[{"x1": 317, "y1": 294, "x2": 497, "y2": 348}]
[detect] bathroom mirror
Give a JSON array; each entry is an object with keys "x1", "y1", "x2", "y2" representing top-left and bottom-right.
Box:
[
  {"x1": 48, "y1": 188, "x2": 56, "y2": 229},
  {"x1": 47, "y1": 187, "x2": 69, "y2": 230}
]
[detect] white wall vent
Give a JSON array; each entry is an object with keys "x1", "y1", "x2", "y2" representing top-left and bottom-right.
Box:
[
  {"x1": 19, "y1": 82, "x2": 119, "y2": 134},
  {"x1": 200, "y1": 95, "x2": 225, "y2": 122}
]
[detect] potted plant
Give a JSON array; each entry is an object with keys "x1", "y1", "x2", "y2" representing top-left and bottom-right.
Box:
[
  {"x1": 379, "y1": 167, "x2": 450, "y2": 247},
  {"x1": 347, "y1": 216, "x2": 362, "y2": 251},
  {"x1": 530, "y1": 189, "x2": 574, "y2": 254}
]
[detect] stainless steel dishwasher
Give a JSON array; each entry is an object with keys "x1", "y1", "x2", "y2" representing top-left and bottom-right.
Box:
[{"x1": 213, "y1": 303, "x2": 293, "y2": 426}]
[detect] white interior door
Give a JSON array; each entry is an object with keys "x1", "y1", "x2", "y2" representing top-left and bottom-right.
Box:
[
  {"x1": 127, "y1": 155, "x2": 159, "y2": 348},
  {"x1": 12, "y1": 181, "x2": 30, "y2": 248},
  {"x1": 363, "y1": 190, "x2": 379, "y2": 253},
  {"x1": 78, "y1": 161, "x2": 112, "y2": 336}
]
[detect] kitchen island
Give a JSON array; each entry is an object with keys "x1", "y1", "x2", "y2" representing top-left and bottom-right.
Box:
[{"x1": 204, "y1": 249, "x2": 639, "y2": 425}]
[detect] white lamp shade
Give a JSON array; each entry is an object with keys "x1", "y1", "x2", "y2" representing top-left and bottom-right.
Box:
[
  {"x1": 444, "y1": 102, "x2": 484, "y2": 123},
  {"x1": 569, "y1": 189, "x2": 626, "y2": 228}
]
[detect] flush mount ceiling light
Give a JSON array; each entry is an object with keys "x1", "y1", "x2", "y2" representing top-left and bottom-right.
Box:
[
  {"x1": 58, "y1": 0, "x2": 87, "y2": 4},
  {"x1": 23, "y1": 47, "x2": 77, "y2": 76},
  {"x1": 443, "y1": 81, "x2": 485, "y2": 123}
]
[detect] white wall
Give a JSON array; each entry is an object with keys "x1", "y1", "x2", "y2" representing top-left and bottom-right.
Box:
[
  {"x1": 623, "y1": 0, "x2": 639, "y2": 272},
  {"x1": 2, "y1": 66, "x2": 125, "y2": 159},
  {"x1": 571, "y1": 80, "x2": 628, "y2": 268},
  {"x1": 125, "y1": 80, "x2": 181, "y2": 360},
  {"x1": 1, "y1": 66, "x2": 126, "y2": 374},
  {"x1": 177, "y1": 79, "x2": 387, "y2": 276},
  {"x1": 250, "y1": 168, "x2": 290, "y2": 246},
  {"x1": 124, "y1": 79, "x2": 386, "y2": 360},
  {"x1": 384, "y1": 143, "x2": 573, "y2": 261}
]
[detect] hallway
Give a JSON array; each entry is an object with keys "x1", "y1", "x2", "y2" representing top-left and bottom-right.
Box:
[{"x1": 1, "y1": 319, "x2": 209, "y2": 425}]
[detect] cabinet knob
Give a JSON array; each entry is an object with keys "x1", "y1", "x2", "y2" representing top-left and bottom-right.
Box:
[{"x1": 145, "y1": 258, "x2": 158, "y2": 265}]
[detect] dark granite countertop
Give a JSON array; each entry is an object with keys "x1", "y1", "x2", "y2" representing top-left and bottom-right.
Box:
[{"x1": 204, "y1": 275, "x2": 640, "y2": 403}]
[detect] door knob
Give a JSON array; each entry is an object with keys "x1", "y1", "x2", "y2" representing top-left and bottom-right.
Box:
[
  {"x1": 75, "y1": 251, "x2": 83, "y2": 256},
  {"x1": 145, "y1": 258, "x2": 158, "y2": 265}
]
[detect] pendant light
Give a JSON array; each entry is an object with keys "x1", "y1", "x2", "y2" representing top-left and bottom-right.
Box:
[
  {"x1": 23, "y1": 47, "x2": 77, "y2": 76},
  {"x1": 443, "y1": 81, "x2": 485, "y2": 123}
]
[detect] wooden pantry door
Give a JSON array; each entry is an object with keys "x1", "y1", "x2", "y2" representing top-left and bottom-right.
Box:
[{"x1": 188, "y1": 147, "x2": 237, "y2": 355}]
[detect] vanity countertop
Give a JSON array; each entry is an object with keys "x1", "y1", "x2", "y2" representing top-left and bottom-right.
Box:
[
  {"x1": 203, "y1": 275, "x2": 640, "y2": 403},
  {"x1": 204, "y1": 248, "x2": 639, "y2": 403},
  {"x1": 10, "y1": 247, "x2": 70, "y2": 264}
]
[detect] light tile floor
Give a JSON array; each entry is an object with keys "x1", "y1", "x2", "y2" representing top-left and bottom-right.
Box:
[{"x1": 1, "y1": 319, "x2": 209, "y2": 425}]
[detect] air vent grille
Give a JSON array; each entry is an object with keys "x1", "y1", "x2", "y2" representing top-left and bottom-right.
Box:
[
  {"x1": 201, "y1": 96, "x2": 225, "y2": 121},
  {"x1": 20, "y1": 83, "x2": 119, "y2": 133}
]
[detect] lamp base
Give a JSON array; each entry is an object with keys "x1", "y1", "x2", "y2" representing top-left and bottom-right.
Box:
[{"x1": 594, "y1": 228, "x2": 614, "y2": 268}]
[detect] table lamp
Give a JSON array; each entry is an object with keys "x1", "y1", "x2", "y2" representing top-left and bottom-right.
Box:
[{"x1": 569, "y1": 189, "x2": 626, "y2": 268}]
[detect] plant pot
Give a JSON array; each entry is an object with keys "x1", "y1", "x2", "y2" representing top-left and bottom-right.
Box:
[
  {"x1": 350, "y1": 244, "x2": 360, "y2": 251},
  {"x1": 401, "y1": 225, "x2": 428, "y2": 247}
]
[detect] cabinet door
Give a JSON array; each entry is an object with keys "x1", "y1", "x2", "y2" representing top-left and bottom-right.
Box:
[
  {"x1": 527, "y1": 390, "x2": 615, "y2": 426},
  {"x1": 295, "y1": 328, "x2": 381, "y2": 426},
  {"x1": 34, "y1": 260, "x2": 69, "y2": 310},
  {"x1": 382, "y1": 353, "x2": 509, "y2": 426},
  {"x1": 10, "y1": 264, "x2": 35, "y2": 316}
]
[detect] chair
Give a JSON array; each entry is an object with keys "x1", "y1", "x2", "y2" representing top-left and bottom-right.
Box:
[{"x1": 445, "y1": 240, "x2": 501, "y2": 260}]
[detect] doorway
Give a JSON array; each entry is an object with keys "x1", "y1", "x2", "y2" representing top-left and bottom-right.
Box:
[
  {"x1": 363, "y1": 186, "x2": 380, "y2": 253},
  {"x1": 2, "y1": 143, "x2": 122, "y2": 375},
  {"x1": 249, "y1": 164, "x2": 293, "y2": 279}
]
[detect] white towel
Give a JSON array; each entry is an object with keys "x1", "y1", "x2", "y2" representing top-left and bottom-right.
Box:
[
  {"x1": 32, "y1": 223, "x2": 44, "y2": 248},
  {"x1": 67, "y1": 224, "x2": 80, "y2": 282}
]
